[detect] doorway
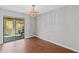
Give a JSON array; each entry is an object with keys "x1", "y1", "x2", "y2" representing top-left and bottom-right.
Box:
[{"x1": 3, "y1": 16, "x2": 24, "y2": 43}]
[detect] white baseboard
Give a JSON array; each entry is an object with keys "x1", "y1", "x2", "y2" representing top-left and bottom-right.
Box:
[
  {"x1": 25, "y1": 35, "x2": 36, "y2": 39},
  {"x1": 36, "y1": 35, "x2": 79, "y2": 52}
]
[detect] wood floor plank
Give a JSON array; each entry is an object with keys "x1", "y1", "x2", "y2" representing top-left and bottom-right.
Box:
[{"x1": 0, "y1": 37, "x2": 76, "y2": 53}]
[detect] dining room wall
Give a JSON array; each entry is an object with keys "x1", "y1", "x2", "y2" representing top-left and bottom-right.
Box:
[
  {"x1": 36, "y1": 6, "x2": 79, "y2": 52},
  {"x1": 0, "y1": 8, "x2": 35, "y2": 44}
]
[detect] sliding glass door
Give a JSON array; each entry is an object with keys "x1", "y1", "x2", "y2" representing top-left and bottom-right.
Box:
[
  {"x1": 3, "y1": 16, "x2": 24, "y2": 43},
  {"x1": 15, "y1": 18, "x2": 24, "y2": 40}
]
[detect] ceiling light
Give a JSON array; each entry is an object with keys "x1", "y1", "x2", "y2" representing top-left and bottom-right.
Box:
[{"x1": 29, "y1": 5, "x2": 38, "y2": 17}]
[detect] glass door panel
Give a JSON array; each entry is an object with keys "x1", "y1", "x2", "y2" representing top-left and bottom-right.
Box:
[
  {"x1": 15, "y1": 19, "x2": 24, "y2": 40},
  {"x1": 3, "y1": 17, "x2": 24, "y2": 43},
  {"x1": 3, "y1": 17, "x2": 15, "y2": 42}
]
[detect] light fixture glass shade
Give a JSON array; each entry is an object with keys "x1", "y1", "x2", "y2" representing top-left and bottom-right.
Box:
[
  {"x1": 30, "y1": 5, "x2": 38, "y2": 17},
  {"x1": 30, "y1": 11, "x2": 38, "y2": 16}
]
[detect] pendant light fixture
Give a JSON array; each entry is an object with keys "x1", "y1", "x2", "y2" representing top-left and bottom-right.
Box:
[{"x1": 30, "y1": 5, "x2": 38, "y2": 17}]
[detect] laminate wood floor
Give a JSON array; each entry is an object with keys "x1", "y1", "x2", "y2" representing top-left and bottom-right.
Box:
[{"x1": 0, "y1": 37, "x2": 76, "y2": 53}]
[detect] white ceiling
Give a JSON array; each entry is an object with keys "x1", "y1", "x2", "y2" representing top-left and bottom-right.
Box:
[{"x1": 0, "y1": 5, "x2": 65, "y2": 15}]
